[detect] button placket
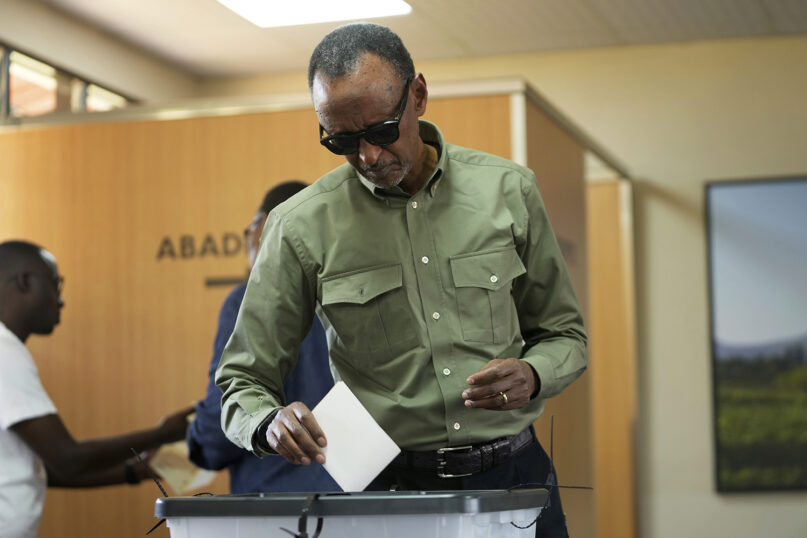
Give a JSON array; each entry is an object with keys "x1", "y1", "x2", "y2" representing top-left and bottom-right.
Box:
[{"x1": 406, "y1": 191, "x2": 461, "y2": 444}]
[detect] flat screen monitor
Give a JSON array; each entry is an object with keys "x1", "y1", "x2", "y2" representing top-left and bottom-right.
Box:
[{"x1": 706, "y1": 176, "x2": 807, "y2": 492}]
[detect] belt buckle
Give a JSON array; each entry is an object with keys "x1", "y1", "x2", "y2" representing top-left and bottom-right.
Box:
[{"x1": 436, "y1": 445, "x2": 474, "y2": 478}]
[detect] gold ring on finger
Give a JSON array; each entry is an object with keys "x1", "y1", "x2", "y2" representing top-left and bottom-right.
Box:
[{"x1": 500, "y1": 391, "x2": 508, "y2": 405}]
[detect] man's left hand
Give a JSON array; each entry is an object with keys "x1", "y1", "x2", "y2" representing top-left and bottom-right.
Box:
[{"x1": 462, "y1": 359, "x2": 538, "y2": 410}]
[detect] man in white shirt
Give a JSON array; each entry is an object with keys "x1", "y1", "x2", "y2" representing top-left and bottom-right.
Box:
[{"x1": 0, "y1": 240, "x2": 191, "y2": 538}]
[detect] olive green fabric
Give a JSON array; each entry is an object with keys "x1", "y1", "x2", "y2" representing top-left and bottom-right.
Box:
[{"x1": 216, "y1": 121, "x2": 587, "y2": 455}]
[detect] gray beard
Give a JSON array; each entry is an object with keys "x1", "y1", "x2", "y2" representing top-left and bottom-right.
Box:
[{"x1": 362, "y1": 162, "x2": 411, "y2": 189}]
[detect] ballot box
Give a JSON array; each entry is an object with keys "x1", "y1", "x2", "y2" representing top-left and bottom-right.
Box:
[{"x1": 154, "y1": 489, "x2": 548, "y2": 538}]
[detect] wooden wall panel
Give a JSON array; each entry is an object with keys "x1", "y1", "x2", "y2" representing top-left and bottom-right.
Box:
[
  {"x1": 423, "y1": 94, "x2": 511, "y2": 159},
  {"x1": 588, "y1": 180, "x2": 638, "y2": 538},
  {"x1": 0, "y1": 108, "x2": 343, "y2": 538},
  {"x1": 0, "y1": 93, "x2": 513, "y2": 538},
  {"x1": 524, "y1": 100, "x2": 594, "y2": 538}
]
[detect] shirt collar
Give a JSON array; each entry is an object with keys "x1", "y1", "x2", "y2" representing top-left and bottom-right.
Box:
[{"x1": 357, "y1": 120, "x2": 446, "y2": 199}]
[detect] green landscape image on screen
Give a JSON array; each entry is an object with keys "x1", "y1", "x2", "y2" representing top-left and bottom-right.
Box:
[{"x1": 707, "y1": 178, "x2": 807, "y2": 492}]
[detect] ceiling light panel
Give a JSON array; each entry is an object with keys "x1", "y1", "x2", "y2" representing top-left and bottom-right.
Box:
[{"x1": 217, "y1": 0, "x2": 412, "y2": 28}]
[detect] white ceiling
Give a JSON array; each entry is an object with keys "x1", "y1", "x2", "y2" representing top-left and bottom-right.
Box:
[{"x1": 42, "y1": 0, "x2": 807, "y2": 78}]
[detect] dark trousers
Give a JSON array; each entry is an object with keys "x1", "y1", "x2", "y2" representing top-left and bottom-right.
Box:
[{"x1": 366, "y1": 435, "x2": 568, "y2": 538}]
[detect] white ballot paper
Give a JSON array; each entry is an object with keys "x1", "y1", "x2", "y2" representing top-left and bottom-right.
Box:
[
  {"x1": 148, "y1": 441, "x2": 216, "y2": 494},
  {"x1": 312, "y1": 381, "x2": 400, "y2": 492}
]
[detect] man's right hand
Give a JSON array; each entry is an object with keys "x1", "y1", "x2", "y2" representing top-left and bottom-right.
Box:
[
  {"x1": 265, "y1": 402, "x2": 327, "y2": 465},
  {"x1": 157, "y1": 405, "x2": 196, "y2": 443}
]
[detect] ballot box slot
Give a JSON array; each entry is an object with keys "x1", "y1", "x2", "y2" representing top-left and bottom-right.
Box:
[{"x1": 154, "y1": 489, "x2": 547, "y2": 518}]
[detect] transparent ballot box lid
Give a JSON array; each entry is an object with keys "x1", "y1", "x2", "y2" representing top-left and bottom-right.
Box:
[{"x1": 154, "y1": 489, "x2": 548, "y2": 518}]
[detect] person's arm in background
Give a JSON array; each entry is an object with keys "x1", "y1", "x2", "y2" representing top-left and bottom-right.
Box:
[
  {"x1": 186, "y1": 284, "x2": 250, "y2": 470},
  {"x1": 45, "y1": 456, "x2": 152, "y2": 488},
  {"x1": 10, "y1": 406, "x2": 192, "y2": 488}
]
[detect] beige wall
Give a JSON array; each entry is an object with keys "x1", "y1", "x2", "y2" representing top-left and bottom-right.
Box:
[
  {"x1": 0, "y1": 0, "x2": 197, "y2": 101},
  {"x1": 199, "y1": 36, "x2": 807, "y2": 538}
]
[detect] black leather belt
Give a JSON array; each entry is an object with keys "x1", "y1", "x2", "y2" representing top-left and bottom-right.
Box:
[{"x1": 391, "y1": 427, "x2": 535, "y2": 478}]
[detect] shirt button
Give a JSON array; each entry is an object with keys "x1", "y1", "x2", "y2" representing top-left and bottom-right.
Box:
[
  {"x1": 443, "y1": 368, "x2": 451, "y2": 376},
  {"x1": 421, "y1": 256, "x2": 429, "y2": 264},
  {"x1": 490, "y1": 275, "x2": 499, "y2": 283},
  {"x1": 411, "y1": 201, "x2": 418, "y2": 209},
  {"x1": 432, "y1": 312, "x2": 440, "y2": 320},
  {"x1": 453, "y1": 422, "x2": 461, "y2": 431}
]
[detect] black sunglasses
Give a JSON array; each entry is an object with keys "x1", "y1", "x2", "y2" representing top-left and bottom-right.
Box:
[{"x1": 319, "y1": 78, "x2": 412, "y2": 155}]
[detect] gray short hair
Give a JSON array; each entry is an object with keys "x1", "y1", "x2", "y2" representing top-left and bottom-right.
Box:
[{"x1": 308, "y1": 23, "x2": 415, "y2": 88}]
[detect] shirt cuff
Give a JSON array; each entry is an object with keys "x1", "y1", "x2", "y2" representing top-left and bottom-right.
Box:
[{"x1": 521, "y1": 354, "x2": 557, "y2": 400}]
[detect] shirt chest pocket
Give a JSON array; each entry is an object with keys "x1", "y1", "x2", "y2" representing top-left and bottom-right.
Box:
[
  {"x1": 450, "y1": 247, "x2": 527, "y2": 343},
  {"x1": 321, "y1": 264, "x2": 417, "y2": 354}
]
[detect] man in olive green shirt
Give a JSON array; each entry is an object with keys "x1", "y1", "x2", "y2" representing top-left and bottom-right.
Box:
[{"x1": 217, "y1": 23, "x2": 585, "y2": 536}]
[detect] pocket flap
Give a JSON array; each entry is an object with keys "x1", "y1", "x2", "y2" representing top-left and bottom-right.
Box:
[
  {"x1": 450, "y1": 247, "x2": 526, "y2": 291},
  {"x1": 322, "y1": 264, "x2": 403, "y2": 305}
]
